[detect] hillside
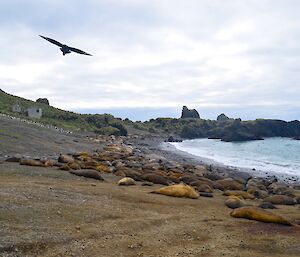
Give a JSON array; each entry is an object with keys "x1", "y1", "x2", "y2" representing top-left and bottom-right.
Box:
[
  {"x1": 143, "y1": 116, "x2": 300, "y2": 141},
  {"x1": 0, "y1": 89, "x2": 130, "y2": 136}
]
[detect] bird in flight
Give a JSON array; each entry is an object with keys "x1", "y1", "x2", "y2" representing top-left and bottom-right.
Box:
[{"x1": 39, "y1": 35, "x2": 92, "y2": 56}]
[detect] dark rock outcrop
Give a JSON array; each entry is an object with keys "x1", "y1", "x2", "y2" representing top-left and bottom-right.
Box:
[
  {"x1": 217, "y1": 113, "x2": 230, "y2": 121},
  {"x1": 36, "y1": 98, "x2": 50, "y2": 105},
  {"x1": 165, "y1": 136, "x2": 182, "y2": 142},
  {"x1": 180, "y1": 106, "x2": 200, "y2": 119}
]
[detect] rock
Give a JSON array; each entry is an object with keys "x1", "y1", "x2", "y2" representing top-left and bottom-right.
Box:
[
  {"x1": 150, "y1": 184, "x2": 199, "y2": 199},
  {"x1": 230, "y1": 207, "x2": 292, "y2": 225},
  {"x1": 69, "y1": 170, "x2": 104, "y2": 180},
  {"x1": 117, "y1": 177, "x2": 136, "y2": 186},
  {"x1": 36, "y1": 98, "x2": 49, "y2": 105},
  {"x1": 221, "y1": 132, "x2": 263, "y2": 142},
  {"x1": 180, "y1": 106, "x2": 200, "y2": 119},
  {"x1": 217, "y1": 113, "x2": 230, "y2": 122},
  {"x1": 166, "y1": 136, "x2": 182, "y2": 142},
  {"x1": 263, "y1": 195, "x2": 296, "y2": 205}
]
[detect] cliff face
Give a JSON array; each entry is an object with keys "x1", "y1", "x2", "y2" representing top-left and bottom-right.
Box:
[{"x1": 181, "y1": 106, "x2": 200, "y2": 119}]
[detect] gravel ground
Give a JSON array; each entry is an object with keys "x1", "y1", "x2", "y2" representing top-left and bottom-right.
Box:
[{"x1": 0, "y1": 115, "x2": 300, "y2": 257}]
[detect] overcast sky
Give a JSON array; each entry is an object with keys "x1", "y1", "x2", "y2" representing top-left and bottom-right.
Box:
[{"x1": 1, "y1": 0, "x2": 300, "y2": 121}]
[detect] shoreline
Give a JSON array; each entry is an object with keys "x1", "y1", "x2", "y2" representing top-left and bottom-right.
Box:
[{"x1": 151, "y1": 139, "x2": 300, "y2": 184}]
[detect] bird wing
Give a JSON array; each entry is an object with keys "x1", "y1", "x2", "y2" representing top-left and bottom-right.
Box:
[
  {"x1": 68, "y1": 46, "x2": 92, "y2": 56},
  {"x1": 39, "y1": 35, "x2": 63, "y2": 47}
]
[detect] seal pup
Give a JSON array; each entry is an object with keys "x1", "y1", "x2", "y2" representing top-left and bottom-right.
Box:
[{"x1": 117, "y1": 177, "x2": 135, "y2": 186}]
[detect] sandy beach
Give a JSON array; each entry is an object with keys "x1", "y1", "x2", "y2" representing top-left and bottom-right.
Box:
[{"x1": 0, "y1": 118, "x2": 299, "y2": 257}]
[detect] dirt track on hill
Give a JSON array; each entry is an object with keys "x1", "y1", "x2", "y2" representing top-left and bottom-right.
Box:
[{"x1": 0, "y1": 162, "x2": 299, "y2": 257}]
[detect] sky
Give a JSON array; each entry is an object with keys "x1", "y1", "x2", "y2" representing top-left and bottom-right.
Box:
[{"x1": 1, "y1": 0, "x2": 300, "y2": 121}]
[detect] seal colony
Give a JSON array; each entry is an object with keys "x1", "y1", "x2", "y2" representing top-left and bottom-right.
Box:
[
  {"x1": 4, "y1": 134, "x2": 300, "y2": 227},
  {"x1": 1, "y1": 133, "x2": 300, "y2": 257}
]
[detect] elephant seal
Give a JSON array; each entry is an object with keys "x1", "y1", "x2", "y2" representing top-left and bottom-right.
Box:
[
  {"x1": 258, "y1": 202, "x2": 278, "y2": 209},
  {"x1": 263, "y1": 195, "x2": 296, "y2": 205},
  {"x1": 20, "y1": 159, "x2": 43, "y2": 167},
  {"x1": 217, "y1": 178, "x2": 244, "y2": 190},
  {"x1": 69, "y1": 170, "x2": 104, "y2": 181},
  {"x1": 142, "y1": 173, "x2": 170, "y2": 185},
  {"x1": 117, "y1": 177, "x2": 135, "y2": 186},
  {"x1": 225, "y1": 196, "x2": 248, "y2": 209},
  {"x1": 230, "y1": 207, "x2": 292, "y2": 226},
  {"x1": 223, "y1": 190, "x2": 254, "y2": 199},
  {"x1": 150, "y1": 184, "x2": 199, "y2": 199}
]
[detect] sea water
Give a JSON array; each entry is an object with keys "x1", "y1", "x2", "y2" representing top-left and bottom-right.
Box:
[{"x1": 171, "y1": 137, "x2": 300, "y2": 177}]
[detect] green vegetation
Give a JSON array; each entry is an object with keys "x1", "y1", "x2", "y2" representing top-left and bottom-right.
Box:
[
  {"x1": 2, "y1": 89, "x2": 300, "y2": 141},
  {"x1": 0, "y1": 90, "x2": 129, "y2": 135}
]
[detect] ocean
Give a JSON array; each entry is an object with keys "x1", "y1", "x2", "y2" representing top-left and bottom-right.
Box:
[{"x1": 171, "y1": 137, "x2": 300, "y2": 178}]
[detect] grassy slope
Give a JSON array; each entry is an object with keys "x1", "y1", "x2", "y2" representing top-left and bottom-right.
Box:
[{"x1": 0, "y1": 90, "x2": 133, "y2": 135}]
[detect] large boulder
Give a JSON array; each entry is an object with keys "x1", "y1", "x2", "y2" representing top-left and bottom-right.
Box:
[
  {"x1": 180, "y1": 106, "x2": 200, "y2": 119},
  {"x1": 36, "y1": 98, "x2": 50, "y2": 105}
]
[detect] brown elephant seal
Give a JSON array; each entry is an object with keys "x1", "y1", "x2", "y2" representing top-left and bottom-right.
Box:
[
  {"x1": 117, "y1": 177, "x2": 135, "y2": 186},
  {"x1": 223, "y1": 190, "x2": 254, "y2": 199},
  {"x1": 58, "y1": 154, "x2": 74, "y2": 163},
  {"x1": 69, "y1": 170, "x2": 104, "y2": 181},
  {"x1": 230, "y1": 207, "x2": 292, "y2": 226},
  {"x1": 263, "y1": 195, "x2": 296, "y2": 205},
  {"x1": 198, "y1": 184, "x2": 214, "y2": 193},
  {"x1": 258, "y1": 202, "x2": 278, "y2": 209},
  {"x1": 20, "y1": 159, "x2": 43, "y2": 167},
  {"x1": 217, "y1": 178, "x2": 244, "y2": 190},
  {"x1": 142, "y1": 173, "x2": 170, "y2": 185},
  {"x1": 225, "y1": 196, "x2": 248, "y2": 209},
  {"x1": 150, "y1": 184, "x2": 199, "y2": 199}
]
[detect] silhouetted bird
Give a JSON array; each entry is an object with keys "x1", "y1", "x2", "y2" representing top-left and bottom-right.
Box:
[{"x1": 39, "y1": 35, "x2": 92, "y2": 56}]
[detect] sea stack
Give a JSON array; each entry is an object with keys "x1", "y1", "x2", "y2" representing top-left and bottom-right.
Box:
[{"x1": 181, "y1": 106, "x2": 200, "y2": 119}]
